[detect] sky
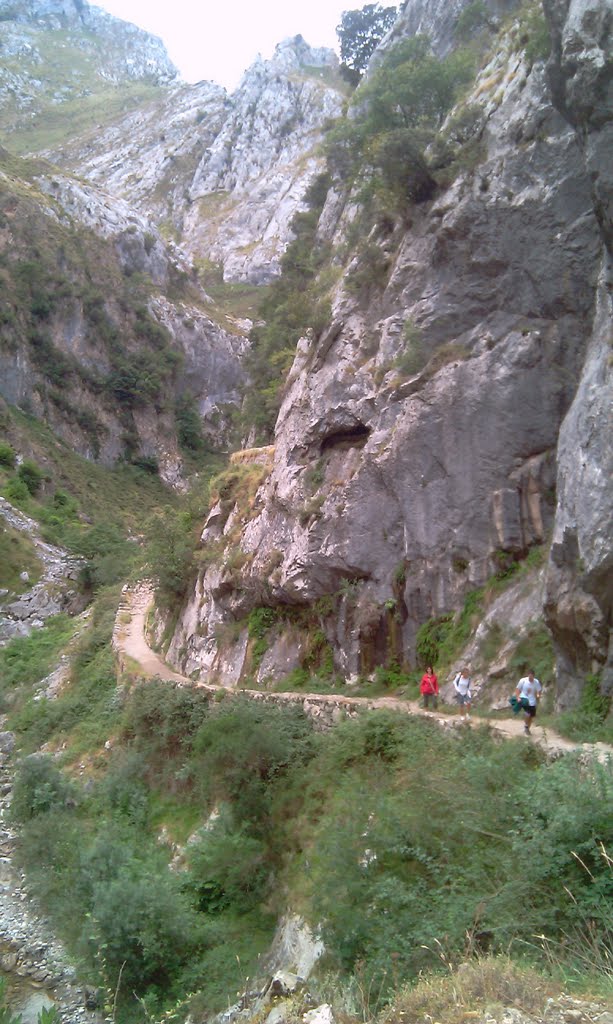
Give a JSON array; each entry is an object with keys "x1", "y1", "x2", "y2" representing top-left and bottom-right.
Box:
[{"x1": 95, "y1": 0, "x2": 355, "y2": 91}]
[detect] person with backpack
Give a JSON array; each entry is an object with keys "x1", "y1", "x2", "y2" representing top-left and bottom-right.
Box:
[
  {"x1": 420, "y1": 665, "x2": 439, "y2": 710},
  {"x1": 453, "y1": 667, "x2": 472, "y2": 721},
  {"x1": 514, "y1": 669, "x2": 542, "y2": 734}
]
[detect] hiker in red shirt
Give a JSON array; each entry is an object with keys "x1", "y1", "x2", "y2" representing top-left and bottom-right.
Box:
[{"x1": 420, "y1": 665, "x2": 439, "y2": 710}]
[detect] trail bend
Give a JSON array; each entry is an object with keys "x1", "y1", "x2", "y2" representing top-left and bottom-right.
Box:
[{"x1": 114, "y1": 582, "x2": 612, "y2": 762}]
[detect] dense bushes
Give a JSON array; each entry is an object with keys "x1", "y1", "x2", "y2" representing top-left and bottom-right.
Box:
[
  {"x1": 10, "y1": 753, "x2": 76, "y2": 821},
  {"x1": 11, "y1": 692, "x2": 312, "y2": 1014},
  {"x1": 0, "y1": 440, "x2": 16, "y2": 467},
  {"x1": 325, "y1": 35, "x2": 475, "y2": 216},
  {"x1": 10, "y1": 679, "x2": 612, "y2": 1021},
  {"x1": 301, "y1": 717, "x2": 613, "y2": 998}
]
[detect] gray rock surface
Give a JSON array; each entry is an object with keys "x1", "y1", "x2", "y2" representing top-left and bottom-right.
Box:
[
  {"x1": 167, "y1": 0, "x2": 612, "y2": 706},
  {"x1": 43, "y1": 37, "x2": 345, "y2": 282},
  {"x1": 0, "y1": 497, "x2": 84, "y2": 645}
]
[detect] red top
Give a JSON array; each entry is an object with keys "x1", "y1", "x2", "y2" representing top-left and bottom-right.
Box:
[{"x1": 420, "y1": 672, "x2": 438, "y2": 695}]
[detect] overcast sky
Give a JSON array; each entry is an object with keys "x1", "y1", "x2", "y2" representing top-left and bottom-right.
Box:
[{"x1": 95, "y1": 0, "x2": 355, "y2": 91}]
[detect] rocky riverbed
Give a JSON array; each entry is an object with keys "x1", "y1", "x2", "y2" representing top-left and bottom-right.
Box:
[{"x1": 0, "y1": 738, "x2": 102, "y2": 1024}]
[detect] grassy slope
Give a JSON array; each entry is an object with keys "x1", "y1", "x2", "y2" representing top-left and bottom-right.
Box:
[
  {"x1": 0, "y1": 404, "x2": 179, "y2": 536},
  {"x1": 0, "y1": 17, "x2": 168, "y2": 156},
  {"x1": 0, "y1": 521, "x2": 42, "y2": 596}
]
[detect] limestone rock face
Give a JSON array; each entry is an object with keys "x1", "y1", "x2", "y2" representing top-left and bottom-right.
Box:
[
  {"x1": 45, "y1": 80, "x2": 230, "y2": 243},
  {"x1": 541, "y1": 0, "x2": 613, "y2": 701},
  {"x1": 0, "y1": 0, "x2": 176, "y2": 90},
  {"x1": 0, "y1": 0, "x2": 176, "y2": 152},
  {"x1": 376, "y1": 0, "x2": 520, "y2": 59},
  {"x1": 44, "y1": 37, "x2": 345, "y2": 283},
  {"x1": 167, "y1": 0, "x2": 612, "y2": 704},
  {"x1": 0, "y1": 153, "x2": 245, "y2": 476},
  {"x1": 183, "y1": 38, "x2": 344, "y2": 282}
]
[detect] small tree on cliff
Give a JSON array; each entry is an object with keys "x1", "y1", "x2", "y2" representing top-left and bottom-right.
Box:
[{"x1": 336, "y1": 3, "x2": 398, "y2": 83}]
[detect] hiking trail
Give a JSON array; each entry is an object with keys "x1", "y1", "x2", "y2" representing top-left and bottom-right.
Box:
[{"x1": 114, "y1": 582, "x2": 612, "y2": 761}]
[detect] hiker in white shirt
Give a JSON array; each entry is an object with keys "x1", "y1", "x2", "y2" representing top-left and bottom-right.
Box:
[
  {"x1": 453, "y1": 667, "x2": 472, "y2": 721},
  {"x1": 515, "y1": 669, "x2": 542, "y2": 734}
]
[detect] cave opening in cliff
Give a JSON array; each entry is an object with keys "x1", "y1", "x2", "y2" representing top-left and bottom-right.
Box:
[{"x1": 320, "y1": 423, "x2": 371, "y2": 454}]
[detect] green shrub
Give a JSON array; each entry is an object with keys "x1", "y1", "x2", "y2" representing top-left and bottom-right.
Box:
[
  {"x1": 4, "y1": 475, "x2": 30, "y2": 504},
  {"x1": 185, "y1": 817, "x2": 269, "y2": 913},
  {"x1": 120, "y1": 680, "x2": 211, "y2": 775},
  {"x1": 0, "y1": 441, "x2": 16, "y2": 468},
  {"x1": 415, "y1": 612, "x2": 453, "y2": 667},
  {"x1": 17, "y1": 458, "x2": 44, "y2": 495},
  {"x1": 131, "y1": 454, "x2": 159, "y2": 475},
  {"x1": 11, "y1": 754, "x2": 77, "y2": 821},
  {"x1": 394, "y1": 319, "x2": 427, "y2": 376},
  {"x1": 555, "y1": 674, "x2": 613, "y2": 744},
  {"x1": 190, "y1": 698, "x2": 314, "y2": 829},
  {"x1": 147, "y1": 507, "x2": 194, "y2": 604},
  {"x1": 346, "y1": 240, "x2": 391, "y2": 299},
  {"x1": 74, "y1": 521, "x2": 139, "y2": 589},
  {"x1": 175, "y1": 395, "x2": 205, "y2": 452},
  {"x1": 517, "y1": 2, "x2": 551, "y2": 65},
  {"x1": 455, "y1": 0, "x2": 489, "y2": 39},
  {"x1": 96, "y1": 750, "x2": 150, "y2": 827},
  {"x1": 248, "y1": 606, "x2": 279, "y2": 667},
  {"x1": 87, "y1": 858, "x2": 200, "y2": 997}
]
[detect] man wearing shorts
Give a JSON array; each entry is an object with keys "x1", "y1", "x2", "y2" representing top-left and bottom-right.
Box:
[
  {"x1": 515, "y1": 670, "x2": 542, "y2": 734},
  {"x1": 453, "y1": 667, "x2": 472, "y2": 721}
]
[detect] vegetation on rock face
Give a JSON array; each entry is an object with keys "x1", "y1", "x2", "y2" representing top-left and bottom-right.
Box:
[
  {"x1": 242, "y1": 173, "x2": 333, "y2": 441},
  {"x1": 0, "y1": 521, "x2": 42, "y2": 596},
  {"x1": 0, "y1": 152, "x2": 192, "y2": 463},
  {"x1": 325, "y1": 35, "x2": 476, "y2": 215},
  {"x1": 336, "y1": 3, "x2": 398, "y2": 84}
]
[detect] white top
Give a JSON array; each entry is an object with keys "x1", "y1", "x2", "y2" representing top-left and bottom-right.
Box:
[
  {"x1": 454, "y1": 673, "x2": 472, "y2": 697},
  {"x1": 516, "y1": 676, "x2": 542, "y2": 706}
]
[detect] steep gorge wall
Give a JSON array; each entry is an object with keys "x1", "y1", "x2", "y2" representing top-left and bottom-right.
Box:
[
  {"x1": 44, "y1": 37, "x2": 346, "y2": 283},
  {"x1": 167, "y1": 0, "x2": 612, "y2": 704},
  {"x1": 542, "y1": 0, "x2": 613, "y2": 702},
  {"x1": 0, "y1": 150, "x2": 245, "y2": 480}
]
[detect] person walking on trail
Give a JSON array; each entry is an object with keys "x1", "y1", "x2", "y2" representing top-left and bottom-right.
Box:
[
  {"x1": 420, "y1": 665, "x2": 439, "y2": 710},
  {"x1": 515, "y1": 669, "x2": 542, "y2": 734},
  {"x1": 453, "y1": 667, "x2": 472, "y2": 721}
]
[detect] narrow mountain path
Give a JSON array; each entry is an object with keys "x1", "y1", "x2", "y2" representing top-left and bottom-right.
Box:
[{"x1": 115, "y1": 583, "x2": 612, "y2": 761}]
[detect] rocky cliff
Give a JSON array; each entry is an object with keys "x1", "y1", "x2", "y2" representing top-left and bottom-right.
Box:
[
  {"x1": 165, "y1": 0, "x2": 612, "y2": 706},
  {"x1": 0, "y1": 0, "x2": 176, "y2": 151},
  {"x1": 42, "y1": 35, "x2": 346, "y2": 283},
  {"x1": 0, "y1": 4, "x2": 347, "y2": 473},
  {"x1": 0, "y1": 147, "x2": 246, "y2": 482},
  {"x1": 0, "y1": 0, "x2": 610, "y2": 704},
  {"x1": 542, "y1": 0, "x2": 613, "y2": 702}
]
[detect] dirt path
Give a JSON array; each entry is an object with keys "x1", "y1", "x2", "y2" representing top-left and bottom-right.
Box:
[{"x1": 114, "y1": 583, "x2": 612, "y2": 761}]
